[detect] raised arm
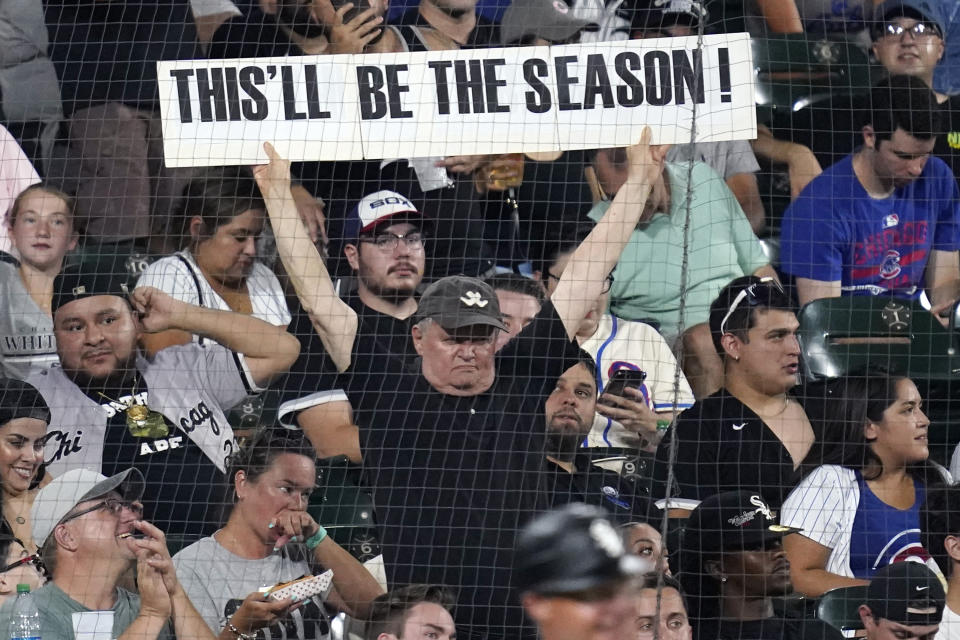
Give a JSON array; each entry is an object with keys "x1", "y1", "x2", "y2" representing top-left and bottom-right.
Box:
[
  {"x1": 131, "y1": 287, "x2": 300, "y2": 388},
  {"x1": 552, "y1": 127, "x2": 664, "y2": 339},
  {"x1": 252, "y1": 143, "x2": 358, "y2": 372}
]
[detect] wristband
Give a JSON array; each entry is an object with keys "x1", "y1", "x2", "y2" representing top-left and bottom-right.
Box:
[
  {"x1": 226, "y1": 622, "x2": 256, "y2": 640},
  {"x1": 305, "y1": 527, "x2": 328, "y2": 550}
]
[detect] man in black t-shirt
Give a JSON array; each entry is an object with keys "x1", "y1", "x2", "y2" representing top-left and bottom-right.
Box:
[
  {"x1": 543, "y1": 360, "x2": 651, "y2": 521},
  {"x1": 676, "y1": 492, "x2": 839, "y2": 640},
  {"x1": 651, "y1": 276, "x2": 814, "y2": 515},
  {"x1": 258, "y1": 131, "x2": 665, "y2": 639}
]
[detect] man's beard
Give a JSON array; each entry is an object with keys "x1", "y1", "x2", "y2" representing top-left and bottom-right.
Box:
[
  {"x1": 360, "y1": 273, "x2": 418, "y2": 303},
  {"x1": 66, "y1": 354, "x2": 138, "y2": 396},
  {"x1": 545, "y1": 422, "x2": 585, "y2": 461},
  {"x1": 277, "y1": 0, "x2": 328, "y2": 38}
]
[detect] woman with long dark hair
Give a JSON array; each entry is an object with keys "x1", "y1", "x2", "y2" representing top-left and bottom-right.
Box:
[{"x1": 781, "y1": 372, "x2": 945, "y2": 597}]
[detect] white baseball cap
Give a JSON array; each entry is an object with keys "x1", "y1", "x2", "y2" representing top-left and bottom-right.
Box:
[
  {"x1": 345, "y1": 190, "x2": 421, "y2": 240},
  {"x1": 32, "y1": 468, "x2": 145, "y2": 548}
]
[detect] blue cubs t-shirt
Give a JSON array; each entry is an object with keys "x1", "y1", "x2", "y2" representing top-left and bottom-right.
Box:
[{"x1": 781, "y1": 154, "x2": 960, "y2": 298}]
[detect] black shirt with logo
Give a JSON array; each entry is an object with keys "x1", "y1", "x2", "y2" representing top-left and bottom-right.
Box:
[
  {"x1": 88, "y1": 386, "x2": 229, "y2": 540},
  {"x1": 345, "y1": 301, "x2": 582, "y2": 640},
  {"x1": 544, "y1": 448, "x2": 652, "y2": 523},
  {"x1": 651, "y1": 389, "x2": 803, "y2": 511}
]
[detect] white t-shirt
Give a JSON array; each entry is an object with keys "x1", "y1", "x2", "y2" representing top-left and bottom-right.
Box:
[
  {"x1": 578, "y1": 314, "x2": 695, "y2": 448},
  {"x1": 938, "y1": 604, "x2": 960, "y2": 640},
  {"x1": 137, "y1": 250, "x2": 291, "y2": 342}
]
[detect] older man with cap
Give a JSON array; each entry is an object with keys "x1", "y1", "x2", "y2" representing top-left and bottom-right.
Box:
[
  {"x1": 255, "y1": 129, "x2": 664, "y2": 639},
  {"x1": 27, "y1": 261, "x2": 300, "y2": 541},
  {"x1": 676, "y1": 491, "x2": 837, "y2": 640},
  {"x1": 0, "y1": 467, "x2": 215, "y2": 640},
  {"x1": 859, "y1": 562, "x2": 945, "y2": 640},
  {"x1": 515, "y1": 502, "x2": 646, "y2": 640}
]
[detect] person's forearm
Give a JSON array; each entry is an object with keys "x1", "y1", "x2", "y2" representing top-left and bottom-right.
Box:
[
  {"x1": 175, "y1": 305, "x2": 300, "y2": 368},
  {"x1": 792, "y1": 569, "x2": 869, "y2": 598},
  {"x1": 170, "y1": 588, "x2": 217, "y2": 640},
  {"x1": 312, "y1": 537, "x2": 384, "y2": 617},
  {"x1": 553, "y1": 176, "x2": 652, "y2": 338},
  {"x1": 117, "y1": 612, "x2": 168, "y2": 640},
  {"x1": 261, "y1": 181, "x2": 357, "y2": 372}
]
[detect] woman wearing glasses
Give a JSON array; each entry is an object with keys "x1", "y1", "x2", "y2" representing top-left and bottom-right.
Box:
[
  {"x1": 137, "y1": 167, "x2": 291, "y2": 356},
  {"x1": 780, "y1": 372, "x2": 946, "y2": 597},
  {"x1": 172, "y1": 429, "x2": 383, "y2": 640},
  {"x1": 0, "y1": 379, "x2": 50, "y2": 553},
  {"x1": 0, "y1": 533, "x2": 44, "y2": 603}
]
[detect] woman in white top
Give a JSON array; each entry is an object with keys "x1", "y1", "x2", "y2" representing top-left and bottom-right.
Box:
[
  {"x1": 138, "y1": 167, "x2": 291, "y2": 356},
  {"x1": 781, "y1": 373, "x2": 945, "y2": 597},
  {"x1": 0, "y1": 185, "x2": 76, "y2": 380}
]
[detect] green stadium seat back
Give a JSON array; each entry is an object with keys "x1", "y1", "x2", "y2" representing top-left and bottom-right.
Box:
[
  {"x1": 796, "y1": 297, "x2": 960, "y2": 382},
  {"x1": 751, "y1": 36, "x2": 872, "y2": 121},
  {"x1": 308, "y1": 456, "x2": 381, "y2": 562},
  {"x1": 816, "y1": 586, "x2": 870, "y2": 637}
]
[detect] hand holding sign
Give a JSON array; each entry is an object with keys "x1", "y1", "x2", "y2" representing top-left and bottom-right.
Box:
[
  {"x1": 626, "y1": 127, "x2": 669, "y2": 186},
  {"x1": 252, "y1": 142, "x2": 294, "y2": 203}
]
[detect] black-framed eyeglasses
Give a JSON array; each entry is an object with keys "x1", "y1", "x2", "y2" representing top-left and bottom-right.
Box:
[
  {"x1": 59, "y1": 498, "x2": 143, "y2": 525},
  {"x1": 545, "y1": 272, "x2": 615, "y2": 293},
  {"x1": 880, "y1": 20, "x2": 940, "y2": 39},
  {"x1": 359, "y1": 231, "x2": 425, "y2": 251},
  {"x1": 1, "y1": 554, "x2": 46, "y2": 578},
  {"x1": 718, "y1": 277, "x2": 785, "y2": 336}
]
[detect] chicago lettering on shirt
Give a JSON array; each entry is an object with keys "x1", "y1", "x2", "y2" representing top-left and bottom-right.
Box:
[
  {"x1": 45, "y1": 429, "x2": 83, "y2": 465},
  {"x1": 854, "y1": 220, "x2": 929, "y2": 263}
]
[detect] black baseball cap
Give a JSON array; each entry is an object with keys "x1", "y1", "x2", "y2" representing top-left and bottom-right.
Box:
[
  {"x1": 413, "y1": 276, "x2": 508, "y2": 332},
  {"x1": 631, "y1": 0, "x2": 708, "y2": 33},
  {"x1": 0, "y1": 379, "x2": 50, "y2": 427},
  {"x1": 514, "y1": 503, "x2": 648, "y2": 596},
  {"x1": 866, "y1": 563, "x2": 945, "y2": 626},
  {"x1": 684, "y1": 491, "x2": 802, "y2": 553},
  {"x1": 872, "y1": 0, "x2": 944, "y2": 40},
  {"x1": 52, "y1": 261, "x2": 133, "y2": 315}
]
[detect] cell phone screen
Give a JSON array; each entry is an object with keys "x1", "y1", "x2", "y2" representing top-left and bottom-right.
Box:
[{"x1": 603, "y1": 370, "x2": 647, "y2": 397}]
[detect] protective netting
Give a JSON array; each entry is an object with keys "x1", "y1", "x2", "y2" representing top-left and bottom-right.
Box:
[{"x1": 0, "y1": 1, "x2": 958, "y2": 640}]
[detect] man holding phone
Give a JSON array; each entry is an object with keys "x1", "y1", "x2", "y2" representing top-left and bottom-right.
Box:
[{"x1": 543, "y1": 361, "x2": 651, "y2": 520}]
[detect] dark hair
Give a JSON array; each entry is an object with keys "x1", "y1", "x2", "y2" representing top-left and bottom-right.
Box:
[
  {"x1": 799, "y1": 370, "x2": 940, "y2": 484},
  {"x1": 637, "y1": 572, "x2": 688, "y2": 612},
  {"x1": 485, "y1": 273, "x2": 546, "y2": 306},
  {"x1": 868, "y1": 75, "x2": 942, "y2": 143},
  {"x1": 226, "y1": 428, "x2": 317, "y2": 498},
  {"x1": 7, "y1": 184, "x2": 74, "y2": 227},
  {"x1": 176, "y1": 166, "x2": 265, "y2": 250},
  {"x1": 707, "y1": 276, "x2": 795, "y2": 356},
  {"x1": 365, "y1": 584, "x2": 456, "y2": 640},
  {"x1": 921, "y1": 485, "x2": 960, "y2": 579},
  {"x1": 533, "y1": 224, "x2": 591, "y2": 281},
  {"x1": 676, "y1": 546, "x2": 721, "y2": 635}
]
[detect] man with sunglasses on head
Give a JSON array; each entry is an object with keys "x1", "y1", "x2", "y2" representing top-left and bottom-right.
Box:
[
  {"x1": 0, "y1": 467, "x2": 215, "y2": 640},
  {"x1": 651, "y1": 276, "x2": 814, "y2": 518}
]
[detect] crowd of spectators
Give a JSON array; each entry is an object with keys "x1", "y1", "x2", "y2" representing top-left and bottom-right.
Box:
[{"x1": 0, "y1": 0, "x2": 957, "y2": 639}]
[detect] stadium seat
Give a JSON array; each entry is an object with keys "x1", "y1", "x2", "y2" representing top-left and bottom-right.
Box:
[
  {"x1": 751, "y1": 35, "x2": 873, "y2": 123},
  {"x1": 309, "y1": 456, "x2": 381, "y2": 563},
  {"x1": 796, "y1": 297, "x2": 960, "y2": 382},
  {"x1": 816, "y1": 585, "x2": 869, "y2": 637}
]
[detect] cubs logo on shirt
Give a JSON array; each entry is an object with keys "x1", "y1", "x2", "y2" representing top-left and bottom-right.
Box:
[{"x1": 879, "y1": 250, "x2": 902, "y2": 280}]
